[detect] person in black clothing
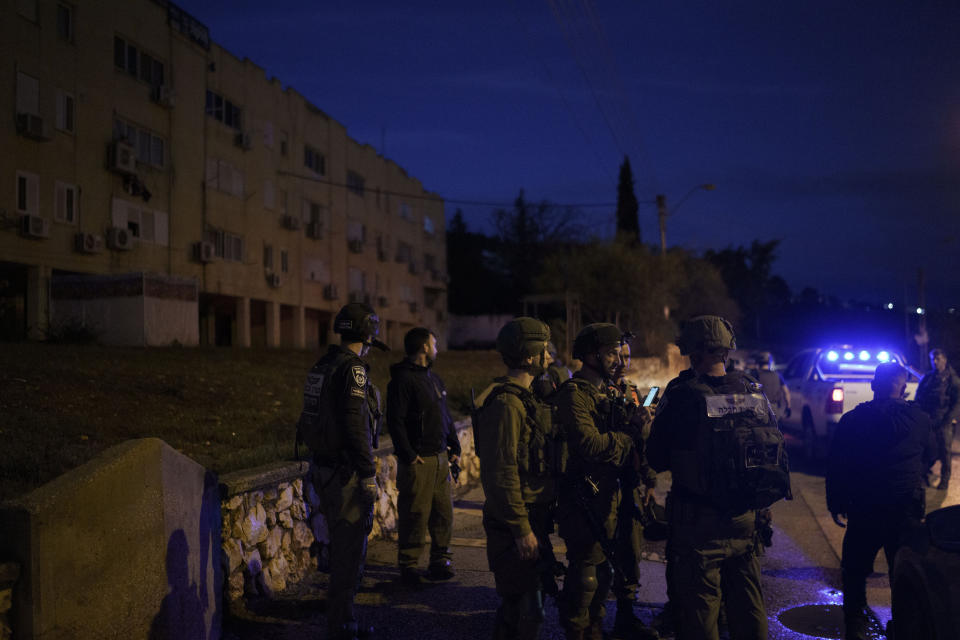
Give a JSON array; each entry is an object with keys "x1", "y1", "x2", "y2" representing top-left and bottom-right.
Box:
[
  {"x1": 297, "y1": 302, "x2": 388, "y2": 640},
  {"x1": 916, "y1": 348, "x2": 960, "y2": 490},
  {"x1": 826, "y1": 362, "x2": 935, "y2": 640},
  {"x1": 387, "y1": 326, "x2": 462, "y2": 585}
]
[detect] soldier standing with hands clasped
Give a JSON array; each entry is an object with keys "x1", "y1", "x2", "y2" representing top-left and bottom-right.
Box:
[
  {"x1": 387, "y1": 327, "x2": 461, "y2": 585},
  {"x1": 296, "y1": 302, "x2": 389, "y2": 640},
  {"x1": 647, "y1": 315, "x2": 791, "y2": 640},
  {"x1": 474, "y1": 317, "x2": 560, "y2": 640}
]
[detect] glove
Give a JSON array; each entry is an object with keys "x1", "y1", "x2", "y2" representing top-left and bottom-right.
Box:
[{"x1": 359, "y1": 476, "x2": 378, "y2": 505}]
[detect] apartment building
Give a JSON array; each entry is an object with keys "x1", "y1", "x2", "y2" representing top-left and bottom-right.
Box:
[{"x1": 0, "y1": 0, "x2": 448, "y2": 349}]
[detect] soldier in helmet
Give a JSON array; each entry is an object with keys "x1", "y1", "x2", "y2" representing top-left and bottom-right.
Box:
[
  {"x1": 474, "y1": 317, "x2": 558, "y2": 640},
  {"x1": 647, "y1": 315, "x2": 790, "y2": 640},
  {"x1": 555, "y1": 323, "x2": 658, "y2": 640},
  {"x1": 750, "y1": 351, "x2": 791, "y2": 420},
  {"x1": 296, "y1": 302, "x2": 389, "y2": 640}
]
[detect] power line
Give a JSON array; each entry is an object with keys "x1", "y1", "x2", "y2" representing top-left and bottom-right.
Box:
[{"x1": 276, "y1": 170, "x2": 650, "y2": 209}]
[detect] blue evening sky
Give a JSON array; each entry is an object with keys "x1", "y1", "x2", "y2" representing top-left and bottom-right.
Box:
[{"x1": 175, "y1": 0, "x2": 960, "y2": 307}]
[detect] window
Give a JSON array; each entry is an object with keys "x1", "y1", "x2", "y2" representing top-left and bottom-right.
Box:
[
  {"x1": 280, "y1": 250, "x2": 289, "y2": 274},
  {"x1": 395, "y1": 241, "x2": 412, "y2": 263},
  {"x1": 17, "y1": 0, "x2": 37, "y2": 22},
  {"x1": 303, "y1": 199, "x2": 325, "y2": 226},
  {"x1": 279, "y1": 189, "x2": 287, "y2": 215},
  {"x1": 348, "y1": 267, "x2": 366, "y2": 294},
  {"x1": 423, "y1": 216, "x2": 435, "y2": 235},
  {"x1": 203, "y1": 229, "x2": 243, "y2": 262},
  {"x1": 204, "y1": 157, "x2": 244, "y2": 197},
  {"x1": 263, "y1": 244, "x2": 274, "y2": 270},
  {"x1": 347, "y1": 221, "x2": 366, "y2": 243},
  {"x1": 205, "y1": 90, "x2": 242, "y2": 130},
  {"x1": 263, "y1": 121, "x2": 274, "y2": 149},
  {"x1": 280, "y1": 130, "x2": 288, "y2": 156},
  {"x1": 113, "y1": 117, "x2": 165, "y2": 168},
  {"x1": 55, "y1": 90, "x2": 75, "y2": 133},
  {"x1": 57, "y1": 4, "x2": 74, "y2": 42},
  {"x1": 111, "y1": 198, "x2": 168, "y2": 245},
  {"x1": 54, "y1": 181, "x2": 78, "y2": 224},
  {"x1": 399, "y1": 202, "x2": 413, "y2": 221},
  {"x1": 346, "y1": 171, "x2": 365, "y2": 196},
  {"x1": 114, "y1": 36, "x2": 165, "y2": 85},
  {"x1": 16, "y1": 171, "x2": 40, "y2": 215},
  {"x1": 16, "y1": 72, "x2": 39, "y2": 116},
  {"x1": 264, "y1": 180, "x2": 275, "y2": 210},
  {"x1": 304, "y1": 146, "x2": 325, "y2": 175}
]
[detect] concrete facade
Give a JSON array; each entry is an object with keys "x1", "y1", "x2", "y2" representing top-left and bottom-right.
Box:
[
  {"x1": 0, "y1": 438, "x2": 221, "y2": 640},
  {"x1": 1, "y1": 0, "x2": 447, "y2": 349}
]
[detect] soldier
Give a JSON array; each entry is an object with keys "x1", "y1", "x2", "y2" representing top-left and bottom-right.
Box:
[
  {"x1": 750, "y1": 351, "x2": 792, "y2": 420},
  {"x1": 916, "y1": 348, "x2": 960, "y2": 490},
  {"x1": 555, "y1": 323, "x2": 657, "y2": 640},
  {"x1": 387, "y1": 326, "x2": 461, "y2": 585},
  {"x1": 826, "y1": 362, "x2": 935, "y2": 640},
  {"x1": 647, "y1": 315, "x2": 791, "y2": 640},
  {"x1": 474, "y1": 317, "x2": 558, "y2": 640},
  {"x1": 296, "y1": 302, "x2": 388, "y2": 640}
]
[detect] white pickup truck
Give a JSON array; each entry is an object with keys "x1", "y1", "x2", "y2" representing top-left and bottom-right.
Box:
[{"x1": 779, "y1": 345, "x2": 921, "y2": 460}]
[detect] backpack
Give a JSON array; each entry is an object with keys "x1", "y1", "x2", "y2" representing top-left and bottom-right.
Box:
[
  {"x1": 678, "y1": 373, "x2": 792, "y2": 513},
  {"x1": 472, "y1": 378, "x2": 564, "y2": 477}
]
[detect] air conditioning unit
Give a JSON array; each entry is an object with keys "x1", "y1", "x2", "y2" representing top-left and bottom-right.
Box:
[
  {"x1": 16, "y1": 113, "x2": 51, "y2": 141},
  {"x1": 192, "y1": 241, "x2": 216, "y2": 263},
  {"x1": 267, "y1": 273, "x2": 282, "y2": 288},
  {"x1": 234, "y1": 131, "x2": 253, "y2": 150},
  {"x1": 348, "y1": 239, "x2": 364, "y2": 253},
  {"x1": 74, "y1": 232, "x2": 104, "y2": 254},
  {"x1": 151, "y1": 84, "x2": 175, "y2": 108},
  {"x1": 323, "y1": 284, "x2": 339, "y2": 300},
  {"x1": 108, "y1": 141, "x2": 137, "y2": 175},
  {"x1": 378, "y1": 296, "x2": 389, "y2": 308},
  {"x1": 306, "y1": 221, "x2": 323, "y2": 239},
  {"x1": 282, "y1": 214, "x2": 301, "y2": 231},
  {"x1": 106, "y1": 226, "x2": 134, "y2": 251},
  {"x1": 19, "y1": 215, "x2": 50, "y2": 239},
  {"x1": 408, "y1": 302, "x2": 419, "y2": 314}
]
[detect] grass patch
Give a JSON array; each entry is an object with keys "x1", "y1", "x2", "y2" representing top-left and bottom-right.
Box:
[{"x1": 0, "y1": 343, "x2": 503, "y2": 501}]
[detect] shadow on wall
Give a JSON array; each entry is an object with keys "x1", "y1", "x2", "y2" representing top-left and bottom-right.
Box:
[{"x1": 151, "y1": 471, "x2": 223, "y2": 640}]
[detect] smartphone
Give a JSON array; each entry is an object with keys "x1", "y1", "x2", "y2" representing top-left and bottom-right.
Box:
[{"x1": 642, "y1": 386, "x2": 660, "y2": 407}]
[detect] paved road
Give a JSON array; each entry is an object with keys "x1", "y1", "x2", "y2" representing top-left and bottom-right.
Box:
[{"x1": 224, "y1": 450, "x2": 960, "y2": 640}]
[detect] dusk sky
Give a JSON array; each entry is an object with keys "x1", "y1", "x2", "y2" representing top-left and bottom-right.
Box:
[{"x1": 177, "y1": 0, "x2": 960, "y2": 307}]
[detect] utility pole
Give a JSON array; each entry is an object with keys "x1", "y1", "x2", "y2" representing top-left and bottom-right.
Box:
[{"x1": 656, "y1": 194, "x2": 667, "y2": 255}]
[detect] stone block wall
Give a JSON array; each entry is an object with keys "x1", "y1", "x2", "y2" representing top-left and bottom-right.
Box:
[{"x1": 219, "y1": 420, "x2": 476, "y2": 601}]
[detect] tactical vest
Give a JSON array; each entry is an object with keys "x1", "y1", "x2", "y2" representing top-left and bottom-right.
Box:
[
  {"x1": 473, "y1": 379, "x2": 566, "y2": 477},
  {"x1": 296, "y1": 350, "x2": 357, "y2": 462},
  {"x1": 671, "y1": 372, "x2": 792, "y2": 513}
]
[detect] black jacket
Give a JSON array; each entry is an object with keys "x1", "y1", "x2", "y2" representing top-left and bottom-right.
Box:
[
  {"x1": 386, "y1": 360, "x2": 461, "y2": 464},
  {"x1": 826, "y1": 398, "x2": 935, "y2": 514}
]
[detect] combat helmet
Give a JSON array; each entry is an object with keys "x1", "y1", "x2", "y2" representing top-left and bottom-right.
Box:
[
  {"x1": 676, "y1": 315, "x2": 736, "y2": 356},
  {"x1": 572, "y1": 323, "x2": 624, "y2": 361},
  {"x1": 496, "y1": 317, "x2": 550, "y2": 369},
  {"x1": 334, "y1": 302, "x2": 389, "y2": 350}
]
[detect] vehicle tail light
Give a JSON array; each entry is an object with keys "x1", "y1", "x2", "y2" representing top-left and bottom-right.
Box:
[{"x1": 826, "y1": 387, "x2": 844, "y2": 414}]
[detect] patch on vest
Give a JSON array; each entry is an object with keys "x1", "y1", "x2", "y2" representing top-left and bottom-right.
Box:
[
  {"x1": 705, "y1": 393, "x2": 767, "y2": 418},
  {"x1": 351, "y1": 365, "x2": 367, "y2": 388}
]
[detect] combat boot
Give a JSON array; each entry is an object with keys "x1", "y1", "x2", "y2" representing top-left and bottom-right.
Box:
[{"x1": 612, "y1": 602, "x2": 659, "y2": 640}]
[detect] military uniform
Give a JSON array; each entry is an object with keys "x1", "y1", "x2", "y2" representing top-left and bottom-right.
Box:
[
  {"x1": 476, "y1": 317, "x2": 556, "y2": 640},
  {"x1": 298, "y1": 303, "x2": 387, "y2": 640},
  {"x1": 477, "y1": 376, "x2": 557, "y2": 639},
  {"x1": 647, "y1": 370, "x2": 770, "y2": 640},
  {"x1": 555, "y1": 374, "x2": 635, "y2": 635},
  {"x1": 916, "y1": 364, "x2": 960, "y2": 488}
]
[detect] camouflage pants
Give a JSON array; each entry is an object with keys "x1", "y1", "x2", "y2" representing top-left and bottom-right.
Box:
[
  {"x1": 482, "y1": 508, "x2": 544, "y2": 640},
  {"x1": 933, "y1": 423, "x2": 955, "y2": 483}
]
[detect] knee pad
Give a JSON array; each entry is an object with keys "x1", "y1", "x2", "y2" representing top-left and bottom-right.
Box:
[{"x1": 575, "y1": 562, "x2": 599, "y2": 594}]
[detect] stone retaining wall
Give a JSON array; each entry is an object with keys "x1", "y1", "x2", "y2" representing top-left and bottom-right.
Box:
[
  {"x1": 0, "y1": 563, "x2": 18, "y2": 640},
  {"x1": 219, "y1": 420, "x2": 477, "y2": 600}
]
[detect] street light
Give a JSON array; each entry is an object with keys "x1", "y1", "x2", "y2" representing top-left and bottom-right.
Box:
[{"x1": 656, "y1": 183, "x2": 716, "y2": 255}]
